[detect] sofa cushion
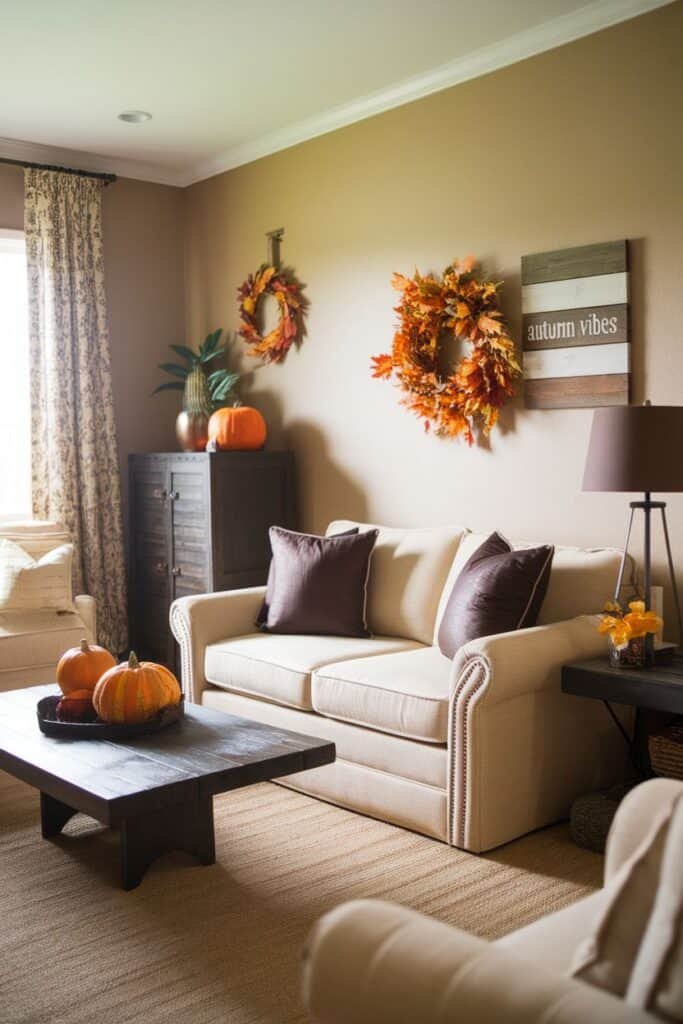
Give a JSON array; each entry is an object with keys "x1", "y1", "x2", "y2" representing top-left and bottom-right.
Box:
[
  {"x1": 326, "y1": 520, "x2": 465, "y2": 645},
  {"x1": 437, "y1": 532, "x2": 554, "y2": 658},
  {"x1": 204, "y1": 633, "x2": 422, "y2": 711},
  {"x1": 626, "y1": 794, "x2": 683, "y2": 1019},
  {"x1": 0, "y1": 520, "x2": 71, "y2": 559},
  {"x1": 312, "y1": 646, "x2": 452, "y2": 743},
  {"x1": 570, "y1": 797, "x2": 675, "y2": 996},
  {"x1": 0, "y1": 609, "x2": 90, "y2": 690},
  {"x1": 0, "y1": 539, "x2": 75, "y2": 612},
  {"x1": 435, "y1": 531, "x2": 624, "y2": 640},
  {"x1": 259, "y1": 526, "x2": 377, "y2": 637}
]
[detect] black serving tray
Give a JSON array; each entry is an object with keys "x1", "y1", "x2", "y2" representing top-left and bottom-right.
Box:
[{"x1": 36, "y1": 695, "x2": 184, "y2": 740}]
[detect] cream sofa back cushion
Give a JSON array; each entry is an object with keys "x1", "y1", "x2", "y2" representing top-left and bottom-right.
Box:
[
  {"x1": 0, "y1": 539, "x2": 75, "y2": 612},
  {"x1": 434, "y1": 531, "x2": 624, "y2": 641},
  {"x1": 0, "y1": 520, "x2": 72, "y2": 559},
  {"x1": 327, "y1": 521, "x2": 465, "y2": 645}
]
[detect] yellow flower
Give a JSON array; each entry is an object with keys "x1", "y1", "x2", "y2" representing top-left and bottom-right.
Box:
[
  {"x1": 628, "y1": 600, "x2": 646, "y2": 615},
  {"x1": 603, "y1": 600, "x2": 622, "y2": 614},
  {"x1": 623, "y1": 609, "x2": 662, "y2": 639},
  {"x1": 598, "y1": 615, "x2": 622, "y2": 635}
]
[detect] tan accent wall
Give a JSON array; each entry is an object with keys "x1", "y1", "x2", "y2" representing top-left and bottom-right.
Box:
[
  {"x1": 184, "y1": 3, "x2": 683, "y2": 622},
  {"x1": 0, "y1": 165, "x2": 185, "y2": 534}
]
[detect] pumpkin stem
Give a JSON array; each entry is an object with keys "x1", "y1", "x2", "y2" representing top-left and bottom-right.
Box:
[
  {"x1": 79, "y1": 638, "x2": 89, "y2": 652},
  {"x1": 128, "y1": 651, "x2": 140, "y2": 669}
]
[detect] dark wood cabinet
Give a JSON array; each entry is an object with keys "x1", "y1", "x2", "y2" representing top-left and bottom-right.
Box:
[{"x1": 128, "y1": 451, "x2": 295, "y2": 668}]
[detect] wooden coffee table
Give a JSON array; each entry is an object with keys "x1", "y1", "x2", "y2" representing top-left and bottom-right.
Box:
[{"x1": 0, "y1": 685, "x2": 335, "y2": 889}]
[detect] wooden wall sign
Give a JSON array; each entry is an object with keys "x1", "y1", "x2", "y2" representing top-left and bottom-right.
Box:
[{"x1": 521, "y1": 240, "x2": 630, "y2": 409}]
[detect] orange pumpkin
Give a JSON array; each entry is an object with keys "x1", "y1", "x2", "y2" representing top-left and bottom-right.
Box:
[
  {"x1": 140, "y1": 661, "x2": 182, "y2": 706},
  {"x1": 208, "y1": 405, "x2": 266, "y2": 451},
  {"x1": 93, "y1": 652, "x2": 178, "y2": 725},
  {"x1": 57, "y1": 638, "x2": 116, "y2": 696}
]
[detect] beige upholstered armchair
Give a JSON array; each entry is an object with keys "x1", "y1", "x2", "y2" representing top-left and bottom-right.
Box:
[
  {"x1": 303, "y1": 778, "x2": 683, "y2": 1023},
  {"x1": 0, "y1": 521, "x2": 96, "y2": 691}
]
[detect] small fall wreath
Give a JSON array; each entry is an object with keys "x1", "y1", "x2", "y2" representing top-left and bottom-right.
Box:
[
  {"x1": 237, "y1": 264, "x2": 303, "y2": 364},
  {"x1": 371, "y1": 258, "x2": 521, "y2": 444}
]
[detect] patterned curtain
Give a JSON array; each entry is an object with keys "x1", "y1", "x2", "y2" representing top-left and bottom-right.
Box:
[{"x1": 24, "y1": 168, "x2": 127, "y2": 653}]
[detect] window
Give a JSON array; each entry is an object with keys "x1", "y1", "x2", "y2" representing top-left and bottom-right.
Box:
[{"x1": 0, "y1": 230, "x2": 31, "y2": 519}]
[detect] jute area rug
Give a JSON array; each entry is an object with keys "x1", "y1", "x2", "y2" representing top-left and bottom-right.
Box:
[{"x1": 0, "y1": 774, "x2": 601, "y2": 1024}]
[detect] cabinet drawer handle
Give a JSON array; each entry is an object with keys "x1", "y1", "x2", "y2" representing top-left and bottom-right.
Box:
[
  {"x1": 171, "y1": 566, "x2": 182, "y2": 576},
  {"x1": 153, "y1": 488, "x2": 167, "y2": 501},
  {"x1": 154, "y1": 561, "x2": 169, "y2": 575},
  {"x1": 169, "y1": 490, "x2": 180, "y2": 501}
]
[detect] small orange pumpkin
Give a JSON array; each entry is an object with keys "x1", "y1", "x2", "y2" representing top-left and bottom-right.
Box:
[
  {"x1": 208, "y1": 404, "x2": 266, "y2": 451},
  {"x1": 57, "y1": 638, "x2": 116, "y2": 696},
  {"x1": 93, "y1": 652, "x2": 178, "y2": 725}
]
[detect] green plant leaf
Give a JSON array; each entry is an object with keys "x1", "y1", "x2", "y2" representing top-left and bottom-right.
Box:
[
  {"x1": 201, "y1": 346, "x2": 226, "y2": 364},
  {"x1": 199, "y1": 328, "x2": 222, "y2": 358},
  {"x1": 152, "y1": 381, "x2": 185, "y2": 395},
  {"x1": 169, "y1": 344, "x2": 198, "y2": 364},
  {"x1": 208, "y1": 368, "x2": 230, "y2": 384},
  {"x1": 211, "y1": 374, "x2": 239, "y2": 401},
  {"x1": 158, "y1": 362, "x2": 189, "y2": 379}
]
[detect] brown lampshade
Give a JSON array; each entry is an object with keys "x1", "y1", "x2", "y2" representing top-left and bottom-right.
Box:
[{"x1": 583, "y1": 405, "x2": 683, "y2": 493}]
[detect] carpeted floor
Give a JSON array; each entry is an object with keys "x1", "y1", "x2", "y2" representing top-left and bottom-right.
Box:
[{"x1": 0, "y1": 774, "x2": 602, "y2": 1024}]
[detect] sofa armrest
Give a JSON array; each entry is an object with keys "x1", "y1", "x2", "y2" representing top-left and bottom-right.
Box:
[
  {"x1": 302, "y1": 899, "x2": 651, "y2": 1023},
  {"x1": 448, "y1": 616, "x2": 627, "y2": 852},
  {"x1": 74, "y1": 595, "x2": 97, "y2": 645},
  {"x1": 605, "y1": 777, "x2": 683, "y2": 882},
  {"x1": 451, "y1": 614, "x2": 607, "y2": 709},
  {"x1": 169, "y1": 587, "x2": 266, "y2": 703}
]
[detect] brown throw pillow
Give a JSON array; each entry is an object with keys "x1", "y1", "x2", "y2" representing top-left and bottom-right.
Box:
[
  {"x1": 258, "y1": 526, "x2": 378, "y2": 637},
  {"x1": 437, "y1": 532, "x2": 554, "y2": 658},
  {"x1": 256, "y1": 526, "x2": 358, "y2": 628}
]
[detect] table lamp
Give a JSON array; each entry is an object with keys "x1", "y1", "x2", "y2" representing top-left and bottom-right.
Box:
[{"x1": 582, "y1": 402, "x2": 683, "y2": 645}]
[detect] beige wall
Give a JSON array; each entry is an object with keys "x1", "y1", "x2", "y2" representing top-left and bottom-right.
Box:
[
  {"x1": 0, "y1": 165, "x2": 185, "y2": 534},
  {"x1": 184, "y1": 3, "x2": 683, "y2": 622}
]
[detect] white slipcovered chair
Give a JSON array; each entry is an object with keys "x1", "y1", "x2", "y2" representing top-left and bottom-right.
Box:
[
  {"x1": 0, "y1": 521, "x2": 97, "y2": 691},
  {"x1": 303, "y1": 778, "x2": 683, "y2": 1024}
]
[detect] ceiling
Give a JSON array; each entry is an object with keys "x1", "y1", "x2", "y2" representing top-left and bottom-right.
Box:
[{"x1": 0, "y1": 0, "x2": 671, "y2": 186}]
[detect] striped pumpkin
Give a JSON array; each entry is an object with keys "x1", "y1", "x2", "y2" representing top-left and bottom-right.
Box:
[
  {"x1": 141, "y1": 660, "x2": 182, "y2": 706},
  {"x1": 93, "y1": 652, "x2": 180, "y2": 724}
]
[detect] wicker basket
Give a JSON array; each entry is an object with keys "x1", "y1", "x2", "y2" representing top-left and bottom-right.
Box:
[{"x1": 649, "y1": 723, "x2": 683, "y2": 780}]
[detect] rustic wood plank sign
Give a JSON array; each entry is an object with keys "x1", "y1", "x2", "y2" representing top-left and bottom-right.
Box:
[{"x1": 521, "y1": 240, "x2": 630, "y2": 409}]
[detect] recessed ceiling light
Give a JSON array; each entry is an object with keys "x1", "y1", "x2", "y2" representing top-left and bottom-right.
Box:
[{"x1": 118, "y1": 110, "x2": 152, "y2": 124}]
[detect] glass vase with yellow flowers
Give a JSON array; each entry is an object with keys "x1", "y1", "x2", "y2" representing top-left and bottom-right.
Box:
[{"x1": 598, "y1": 600, "x2": 663, "y2": 668}]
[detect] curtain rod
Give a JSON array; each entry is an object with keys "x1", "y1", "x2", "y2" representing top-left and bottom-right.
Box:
[{"x1": 0, "y1": 156, "x2": 116, "y2": 185}]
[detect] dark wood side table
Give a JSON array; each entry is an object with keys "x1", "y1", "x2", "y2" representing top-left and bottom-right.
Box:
[{"x1": 562, "y1": 652, "x2": 683, "y2": 775}]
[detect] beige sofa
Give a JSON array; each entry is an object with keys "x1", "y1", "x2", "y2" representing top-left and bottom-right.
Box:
[
  {"x1": 170, "y1": 520, "x2": 629, "y2": 852},
  {"x1": 0, "y1": 521, "x2": 97, "y2": 691},
  {"x1": 302, "y1": 778, "x2": 683, "y2": 1024}
]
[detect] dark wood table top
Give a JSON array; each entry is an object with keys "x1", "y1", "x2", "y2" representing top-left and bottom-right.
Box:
[
  {"x1": 562, "y1": 653, "x2": 683, "y2": 715},
  {"x1": 0, "y1": 684, "x2": 335, "y2": 825}
]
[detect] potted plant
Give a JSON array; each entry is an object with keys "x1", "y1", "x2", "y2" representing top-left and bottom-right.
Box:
[
  {"x1": 598, "y1": 600, "x2": 662, "y2": 668},
  {"x1": 153, "y1": 330, "x2": 240, "y2": 451}
]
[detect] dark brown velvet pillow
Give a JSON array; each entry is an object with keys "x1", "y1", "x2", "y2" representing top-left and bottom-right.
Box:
[
  {"x1": 256, "y1": 526, "x2": 358, "y2": 628},
  {"x1": 258, "y1": 526, "x2": 378, "y2": 637},
  {"x1": 437, "y1": 532, "x2": 554, "y2": 659}
]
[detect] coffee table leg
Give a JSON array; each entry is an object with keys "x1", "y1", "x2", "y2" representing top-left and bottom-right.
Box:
[
  {"x1": 119, "y1": 796, "x2": 216, "y2": 890},
  {"x1": 41, "y1": 792, "x2": 78, "y2": 838}
]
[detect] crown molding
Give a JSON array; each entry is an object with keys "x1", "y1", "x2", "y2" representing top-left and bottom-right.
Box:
[
  {"x1": 0, "y1": 0, "x2": 673, "y2": 189},
  {"x1": 0, "y1": 136, "x2": 183, "y2": 188},
  {"x1": 183, "y1": 0, "x2": 673, "y2": 186}
]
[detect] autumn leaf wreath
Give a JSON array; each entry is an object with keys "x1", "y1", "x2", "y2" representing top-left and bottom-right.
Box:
[{"x1": 371, "y1": 258, "x2": 520, "y2": 444}]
